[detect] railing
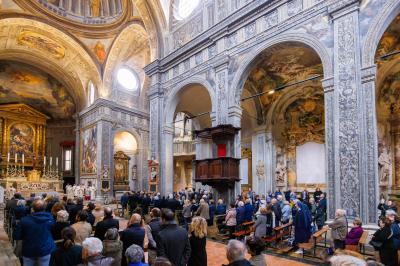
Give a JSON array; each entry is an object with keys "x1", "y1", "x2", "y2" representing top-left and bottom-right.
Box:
[{"x1": 173, "y1": 141, "x2": 195, "y2": 156}]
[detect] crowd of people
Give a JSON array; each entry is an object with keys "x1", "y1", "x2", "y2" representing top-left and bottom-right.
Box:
[{"x1": 3, "y1": 188, "x2": 400, "y2": 266}]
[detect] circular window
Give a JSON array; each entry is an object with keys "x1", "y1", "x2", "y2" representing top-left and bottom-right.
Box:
[
  {"x1": 176, "y1": 0, "x2": 199, "y2": 20},
  {"x1": 117, "y1": 68, "x2": 139, "y2": 91}
]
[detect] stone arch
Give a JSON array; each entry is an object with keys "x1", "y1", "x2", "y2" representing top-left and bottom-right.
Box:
[
  {"x1": 231, "y1": 32, "x2": 332, "y2": 107},
  {"x1": 164, "y1": 76, "x2": 216, "y2": 126},
  {"x1": 111, "y1": 127, "x2": 142, "y2": 154},
  {"x1": 361, "y1": 0, "x2": 400, "y2": 67},
  {"x1": 0, "y1": 17, "x2": 102, "y2": 111}
]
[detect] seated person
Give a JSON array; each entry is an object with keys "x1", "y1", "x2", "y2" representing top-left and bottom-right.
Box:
[{"x1": 345, "y1": 218, "x2": 364, "y2": 246}]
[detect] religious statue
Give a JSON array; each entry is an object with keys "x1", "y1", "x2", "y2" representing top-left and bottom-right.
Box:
[
  {"x1": 378, "y1": 147, "x2": 391, "y2": 185},
  {"x1": 275, "y1": 159, "x2": 287, "y2": 185},
  {"x1": 90, "y1": 0, "x2": 101, "y2": 17},
  {"x1": 256, "y1": 160, "x2": 265, "y2": 180},
  {"x1": 150, "y1": 167, "x2": 158, "y2": 182}
]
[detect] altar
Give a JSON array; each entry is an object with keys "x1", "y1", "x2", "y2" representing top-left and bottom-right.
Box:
[{"x1": 0, "y1": 104, "x2": 63, "y2": 196}]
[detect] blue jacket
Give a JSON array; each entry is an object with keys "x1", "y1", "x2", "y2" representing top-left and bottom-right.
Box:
[
  {"x1": 391, "y1": 221, "x2": 400, "y2": 250},
  {"x1": 215, "y1": 204, "x2": 226, "y2": 215},
  {"x1": 14, "y1": 211, "x2": 55, "y2": 258},
  {"x1": 244, "y1": 203, "x2": 254, "y2": 222},
  {"x1": 236, "y1": 206, "x2": 246, "y2": 225}
]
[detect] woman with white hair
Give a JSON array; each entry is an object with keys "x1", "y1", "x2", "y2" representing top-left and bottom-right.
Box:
[
  {"x1": 81, "y1": 237, "x2": 114, "y2": 266},
  {"x1": 125, "y1": 244, "x2": 148, "y2": 266},
  {"x1": 236, "y1": 201, "x2": 246, "y2": 226},
  {"x1": 386, "y1": 210, "x2": 400, "y2": 251},
  {"x1": 52, "y1": 210, "x2": 70, "y2": 241},
  {"x1": 326, "y1": 209, "x2": 348, "y2": 250}
]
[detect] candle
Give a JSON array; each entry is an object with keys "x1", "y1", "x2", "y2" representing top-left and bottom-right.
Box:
[
  {"x1": 7, "y1": 153, "x2": 9, "y2": 162},
  {"x1": 50, "y1": 157, "x2": 52, "y2": 166},
  {"x1": 22, "y1": 154, "x2": 24, "y2": 164},
  {"x1": 56, "y1": 157, "x2": 58, "y2": 166},
  {"x1": 44, "y1": 156, "x2": 46, "y2": 166},
  {"x1": 15, "y1": 153, "x2": 17, "y2": 163}
]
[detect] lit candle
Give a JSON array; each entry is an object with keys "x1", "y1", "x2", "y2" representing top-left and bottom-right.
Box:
[
  {"x1": 50, "y1": 157, "x2": 52, "y2": 166},
  {"x1": 15, "y1": 153, "x2": 17, "y2": 163},
  {"x1": 44, "y1": 156, "x2": 46, "y2": 166},
  {"x1": 7, "y1": 153, "x2": 9, "y2": 162},
  {"x1": 22, "y1": 154, "x2": 24, "y2": 164}
]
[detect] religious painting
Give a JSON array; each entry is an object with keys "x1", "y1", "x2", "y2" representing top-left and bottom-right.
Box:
[
  {"x1": 0, "y1": 61, "x2": 75, "y2": 120},
  {"x1": 113, "y1": 151, "x2": 130, "y2": 185},
  {"x1": 93, "y1": 41, "x2": 106, "y2": 63},
  {"x1": 17, "y1": 30, "x2": 65, "y2": 59},
  {"x1": 9, "y1": 123, "x2": 34, "y2": 158},
  {"x1": 81, "y1": 126, "x2": 97, "y2": 174}
]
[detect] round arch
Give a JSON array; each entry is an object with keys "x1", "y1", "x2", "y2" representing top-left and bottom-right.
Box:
[
  {"x1": 361, "y1": 0, "x2": 400, "y2": 67},
  {"x1": 111, "y1": 128, "x2": 143, "y2": 154},
  {"x1": 230, "y1": 32, "x2": 333, "y2": 106},
  {"x1": 164, "y1": 77, "x2": 217, "y2": 125}
]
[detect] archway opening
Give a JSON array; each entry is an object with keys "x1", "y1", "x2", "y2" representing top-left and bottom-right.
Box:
[
  {"x1": 171, "y1": 84, "x2": 212, "y2": 192},
  {"x1": 375, "y1": 14, "x2": 400, "y2": 200},
  {"x1": 240, "y1": 42, "x2": 325, "y2": 200}
]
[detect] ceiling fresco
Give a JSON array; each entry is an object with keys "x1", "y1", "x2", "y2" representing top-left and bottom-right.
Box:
[
  {"x1": 0, "y1": 61, "x2": 75, "y2": 120},
  {"x1": 376, "y1": 15, "x2": 400, "y2": 60},
  {"x1": 243, "y1": 43, "x2": 323, "y2": 110}
]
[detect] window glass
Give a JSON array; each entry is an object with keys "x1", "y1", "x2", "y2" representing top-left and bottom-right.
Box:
[{"x1": 117, "y1": 68, "x2": 139, "y2": 91}]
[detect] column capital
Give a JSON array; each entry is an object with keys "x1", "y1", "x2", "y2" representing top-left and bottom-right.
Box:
[
  {"x1": 163, "y1": 125, "x2": 174, "y2": 135},
  {"x1": 228, "y1": 105, "x2": 242, "y2": 127},
  {"x1": 328, "y1": 0, "x2": 360, "y2": 20},
  {"x1": 361, "y1": 65, "x2": 377, "y2": 84},
  {"x1": 321, "y1": 77, "x2": 334, "y2": 93}
]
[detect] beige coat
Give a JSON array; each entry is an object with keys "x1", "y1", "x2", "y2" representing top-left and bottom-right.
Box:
[
  {"x1": 329, "y1": 216, "x2": 348, "y2": 241},
  {"x1": 196, "y1": 202, "x2": 210, "y2": 220}
]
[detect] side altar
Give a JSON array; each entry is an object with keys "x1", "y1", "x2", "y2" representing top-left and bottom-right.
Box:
[{"x1": 0, "y1": 104, "x2": 63, "y2": 196}]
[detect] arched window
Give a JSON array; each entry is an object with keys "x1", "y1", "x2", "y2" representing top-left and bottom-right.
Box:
[
  {"x1": 88, "y1": 81, "x2": 95, "y2": 106},
  {"x1": 116, "y1": 67, "x2": 139, "y2": 92},
  {"x1": 175, "y1": 0, "x2": 199, "y2": 20}
]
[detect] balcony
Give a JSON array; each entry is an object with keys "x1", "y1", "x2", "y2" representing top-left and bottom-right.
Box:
[
  {"x1": 194, "y1": 157, "x2": 240, "y2": 186},
  {"x1": 173, "y1": 141, "x2": 195, "y2": 156}
]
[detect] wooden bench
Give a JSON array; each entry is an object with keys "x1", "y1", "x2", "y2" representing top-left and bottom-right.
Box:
[
  {"x1": 358, "y1": 231, "x2": 369, "y2": 255},
  {"x1": 232, "y1": 221, "x2": 255, "y2": 239},
  {"x1": 299, "y1": 227, "x2": 329, "y2": 258},
  {"x1": 263, "y1": 222, "x2": 292, "y2": 249}
]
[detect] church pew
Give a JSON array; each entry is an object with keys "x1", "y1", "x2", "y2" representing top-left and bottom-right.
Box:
[
  {"x1": 298, "y1": 227, "x2": 329, "y2": 258},
  {"x1": 232, "y1": 221, "x2": 255, "y2": 239},
  {"x1": 263, "y1": 221, "x2": 293, "y2": 249},
  {"x1": 358, "y1": 231, "x2": 370, "y2": 255}
]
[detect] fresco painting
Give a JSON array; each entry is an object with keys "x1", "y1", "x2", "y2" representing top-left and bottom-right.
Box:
[
  {"x1": 81, "y1": 126, "x2": 97, "y2": 174},
  {"x1": 9, "y1": 123, "x2": 34, "y2": 158}
]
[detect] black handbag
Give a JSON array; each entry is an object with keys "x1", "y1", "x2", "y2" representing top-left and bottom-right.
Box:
[{"x1": 369, "y1": 240, "x2": 383, "y2": 249}]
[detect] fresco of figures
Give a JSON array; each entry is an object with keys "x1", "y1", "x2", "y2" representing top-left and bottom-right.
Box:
[
  {"x1": 9, "y1": 123, "x2": 34, "y2": 158},
  {"x1": 81, "y1": 126, "x2": 97, "y2": 174}
]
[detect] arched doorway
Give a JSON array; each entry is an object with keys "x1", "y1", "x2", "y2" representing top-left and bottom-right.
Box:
[
  {"x1": 375, "y1": 14, "x2": 400, "y2": 200},
  {"x1": 239, "y1": 42, "x2": 326, "y2": 198},
  {"x1": 163, "y1": 82, "x2": 213, "y2": 194},
  {"x1": 113, "y1": 131, "x2": 139, "y2": 191}
]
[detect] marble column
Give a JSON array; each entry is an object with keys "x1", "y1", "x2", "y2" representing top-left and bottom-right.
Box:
[
  {"x1": 74, "y1": 116, "x2": 80, "y2": 185},
  {"x1": 360, "y1": 65, "x2": 379, "y2": 224},
  {"x1": 161, "y1": 125, "x2": 174, "y2": 195},
  {"x1": 330, "y1": 1, "x2": 364, "y2": 219}
]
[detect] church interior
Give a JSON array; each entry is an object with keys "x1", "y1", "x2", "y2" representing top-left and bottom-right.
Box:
[{"x1": 1, "y1": 0, "x2": 400, "y2": 265}]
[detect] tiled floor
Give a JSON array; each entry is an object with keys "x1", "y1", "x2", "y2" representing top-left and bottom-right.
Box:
[{"x1": 206, "y1": 240, "x2": 313, "y2": 266}]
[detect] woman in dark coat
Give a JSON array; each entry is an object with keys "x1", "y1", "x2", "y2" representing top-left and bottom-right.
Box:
[
  {"x1": 371, "y1": 217, "x2": 398, "y2": 266},
  {"x1": 50, "y1": 227, "x2": 83, "y2": 266},
  {"x1": 188, "y1": 216, "x2": 207, "y2": 266},
  {"x1": 293, "y1": 200, "x2": 312, "y2": 253}
]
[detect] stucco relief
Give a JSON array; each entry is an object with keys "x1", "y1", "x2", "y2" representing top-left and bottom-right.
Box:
[
  {"x1": 172, "y1": 14, "x2": 203, "y2": 50},
  {"x1": 245, "y1": 23, "x2": 256, "y2": 39},
  {"x1": 287, "y1": 0, "x2": 302, "y2": 17},
  {"x1": 217, "y1": 71, "x2": 227, "y2": 124},
  {"x1": 336, "y1": 14, "x2": 360, "y2": 218},
  {"x1": 264, "y1": 10, "x2": 278, "y2": 29}
]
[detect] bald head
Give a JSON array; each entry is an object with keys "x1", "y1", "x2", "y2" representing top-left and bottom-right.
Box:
[
  {"x1": 104, "y1": 207, "x2": 113, "y2": 218},
  {"x1": 32, "y1": 199, "x2": 46, "y2": 212},
  {"x1": 130, "y1": 213, "x2": 142, "y2": 225}
]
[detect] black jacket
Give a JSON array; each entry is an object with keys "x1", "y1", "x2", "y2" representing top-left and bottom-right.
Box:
[
  {"x1": 157, "y1": 222, "x2": 191, "y2": 266},
  {"x1": 188, "y1": 234, "x2": 207, "y2": 266},
  {"x1": 94, "y1": 217, "x2": 119, "y2": 240},
  {"x1": 372, "y1": 225, "x2": 398, "y2": 266},
  {"x1": 51, "y1": 221, "x2": 70, "y2": 241},
  {"x1": 148, "y1": 218, "x2": 162, "y2": 250},
  {"x1": 50, "y1": 244, "x2": 82, "y2": 266},
  {"x1": 120, "y1": 223, "x2": 145, "y2": 266},
  {"x1": 223, "y1": 259, "x2": 253, "y2": 266},
  {"x1": 67, "y1": 204, "x2": 83, "y2": 224}
]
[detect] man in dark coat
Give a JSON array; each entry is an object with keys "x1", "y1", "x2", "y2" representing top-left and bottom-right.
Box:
[
  {"x1": 293, "y1": 200, "x2": 312, "y2": 253},
  {"x1": 67, "y1": 197, "x2": 83, "y2": 224},
  {"x1": 271, "y1": 198, "x2": 282, "y2": 227},
  {"x1": 243, "y1": 199, "x2": 254, "y2": 222},
  {"x1": 157, "y1": 208, "x2": 191, "y2": 266},
  {"x1": 147, "y1": 208, "x2": 162, "y2": 265},
  {"x1": 94, "y1": 207, "x2": 119, "y2": 240},
  {"x1": 120, "y1": 213, "x2": 145, "y2": 266},
  {"x1": 120, "y1": 192, "x2": 129, "y2": 216},
  {"x1": 222, "y1": 240, "x2": 252, "y2": 266},
  {"x1": 14, "y1": 199, "x2": 55, "y2": 265}
]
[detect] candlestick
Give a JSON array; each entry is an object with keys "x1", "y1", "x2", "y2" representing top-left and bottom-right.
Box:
[
  {"x1": 15, "y1": 153, "x2": 17, "y2": 163},
  {"x1": 22, "y1": 154, "x2": 24, "y2": 164},
  {"x1": 44, "y1": 156, "x2": 46, "y2": 166},
  {"x1": 7, "y1": 152, "x2": 9, "y2": 163}
]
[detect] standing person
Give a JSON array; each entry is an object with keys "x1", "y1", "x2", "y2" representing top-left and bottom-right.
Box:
[
  {"x1": 316, "y1": 193, "x2": 327, "y2": 229},
  {"x1": 102, "y1": 228, "x2": 123, "y2": 266},
  {"x1": 244, "y1": 199, "x2": 254, "y2": 222},
  {"x1": 50, "y1": 227, "x2": 83, "y2": 266},
  {"x1": 271, "y1": 198, "x2": 282, "y2": 227},
  {"x1": 182, "y1": 200, "x2": 192, "y2": 230},
  {"x1": 293, "y1": 200, "x2": 312, "y2": 254},
  {"x1": 14, "y1": 199, "x2": 56, "y2": 266},
  {"x1": 188, "y1": 216, "x2": 207, "y2": 266},
  {"x1": 314, "y1": 187, "x2": 323, "y2": 202},
  {"x1": 121, "y1": 192, "x2": 129, "y2": 217},
  {"x1": 246, "y1": 236, "x2": 267, "y2": 266},
  {"x1": 386, "y1": 210, "x2": 400, "y2": 251},
  {"x1": 147, "y1": 208, "x2": 162, "y2": 265},
  {"x1": 253, "y1": 207, "x2": 267, "y2": 238},
  {"x1": 157, "y1": 209, "x2": 191, "y2": 266},
  {"x1": 120, "y1": 213, "x2": 145, "y2": 266},
  {"x1": 223, "y1": 203, "x2": 237, "y2": 238},
  {"x1": 52, "y1": 210, "x2": 70, "y2": 241},
  {"x1": 371, "y1": 217, "x2": 398, "y2": 266},
  {"x1": 301, "y1": 188, "x2": 309, "y2": 202},
  {"x1": 85, "y1": 202, "x2": 96, "y2": 226},
  {"x1": 95, "y1": 207, "x2": 119, "y2": 241},
  {"x1": 208, "y1": 199, "x2": 216, "y2": 226},
  {"x1": 216, "y1": 199, "x2": 227, "y2": 215},
  {"x1": 71, "y1": 210, "x2": 93, "y2": 245},
  {"x1": 223, "y1": 240, "x2": 252, "y2": 266},
  {"x1": 281, "y1": 201, "x2": 292, "y2": 224},
  {"x1": 69, "y1": 198, "x2": 83, "y2": 224},
  {"x1": 196, "y1": 199, "x2": 210, "y2": 221},
  {"x1": 327, "y1": 209, "x2": 348, "y2": 250},
  {"x1": 125, "y1": 244, "x2": 149, "y2": 266},
  {"x1": 236, "y1": 201, "x2": 246, "y2": 227}
]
